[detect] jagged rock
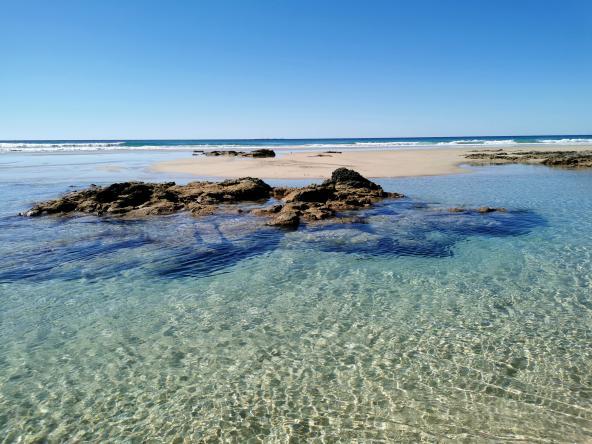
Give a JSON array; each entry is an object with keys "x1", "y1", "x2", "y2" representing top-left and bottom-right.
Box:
[
  {"x1": 541, "y1": 154, "x2": 592, "y2": 168},
  {"x1": 184, "y1": 202, "x2": 217, "y2": 216},
  {"x1": 477, "y1": 207, "x2": 507, "y2": 213},
  {"x1": 301, "y1": 205, "x2": 334, "y2": 221},
  {"x1": 465, "y1": 150, "x2": 592, "y2": 168},
  {"x1": 203, "y1": 149, "x2": 276, "y2": 158},
  {"x1": 204, "y1": 150, "x2": 242, "y2": 157},
  {"x1": 250, "y1": 204, "x2": 283, "y2": 216},
  {"x1": 271, "y1": 187, "x2": 292, "y2": 199},
  {"x1": 267, "y1": 208, "x2": 301, "y2": 228},
  {"x1": 126, "y1": 201, "x2": 182, "y2": 217},
  {"x1": 283, "y1": 186, "x2": 333, "y2": 203},
  {"x1": 263, "y1": 168, "x2": 403, "y2": 225},
  {"x1": 23, "y1": 178, "x2": 271, "y2": 218},
  {"x1": 247, "y1": 149, "x2": 275, "y2": 158},
  {"x1": 324, "y1": 167, "x2": 381, "y2": 190},
  {"x1": 22, "y1": 168, "x2": 403, "y2": 227}
]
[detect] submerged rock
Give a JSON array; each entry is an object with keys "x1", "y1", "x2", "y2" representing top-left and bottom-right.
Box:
[
  {"x1": 447, "y1": 207, "x2": 507, "y2": 214},
  {"x1": 477, "y1": 206, "x2": 507, "y2": 214}
]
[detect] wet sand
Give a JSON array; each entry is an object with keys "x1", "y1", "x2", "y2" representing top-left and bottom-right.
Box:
[{"x1": 151, "y1": 145, "x2": 592, "y2": 180}]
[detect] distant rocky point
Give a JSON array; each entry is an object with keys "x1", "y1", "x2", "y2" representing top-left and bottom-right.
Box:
[
  {"x1": 193, "y1": 149, "x2": 276, "y2": 158},
  {"x1": 465, "y1": 149, "x2": 592, "y2": 168}
]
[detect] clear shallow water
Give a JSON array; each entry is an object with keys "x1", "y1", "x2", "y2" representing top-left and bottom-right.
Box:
[{"x1": 0, "y1": 153, "x2": 591, "y2": 442}]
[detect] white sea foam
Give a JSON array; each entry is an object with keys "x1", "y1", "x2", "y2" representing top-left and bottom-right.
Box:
[
  {"x1": 0, "y1": 142, "x2": 260, "y2": 153},
  {"x1": 0, "y1": 142, "x2": 126, "y2": 153},
  {"x1": 2, "y1": 138, "x2": 592, "y2": 153},
  {"x1": 436, "y1": 139, "x2": 518, "y2": 146},
  {"x1": 537, "y1": 138, "x2": 592, "y2": 144}
]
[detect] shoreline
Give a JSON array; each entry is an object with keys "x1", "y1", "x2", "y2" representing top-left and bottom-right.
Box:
[
  {"x1": 2, "y1": 141, "x2": 592, "y2": 156},
  {"x1": 151, "y1": 145, "x2": 592, "y2": 180}
]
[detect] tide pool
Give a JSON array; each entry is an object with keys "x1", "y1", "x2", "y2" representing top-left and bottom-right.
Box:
[{"x1": 0, "y1": 152, "x2": 591, "y2": 441}]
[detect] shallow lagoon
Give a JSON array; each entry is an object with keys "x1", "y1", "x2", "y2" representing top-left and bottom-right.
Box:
[{"x1": 0, "y1": 152, "x2": 591, "y2": 441}]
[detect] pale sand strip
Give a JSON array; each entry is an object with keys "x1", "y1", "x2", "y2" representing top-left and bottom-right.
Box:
[{"x1": 151, "y1": 145, "x2": 592, "y2": 180}]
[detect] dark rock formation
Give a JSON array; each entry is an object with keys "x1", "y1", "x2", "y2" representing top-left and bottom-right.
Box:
[
  {"x1": 22, "y1": 169, "x2": 402, "y2": 228},
  {"x1": 309, "y1": 151, "x2": 343, "y2": 157},
  {"x1": 248, "y1": 149, "x2": 276, "y2": 158},
  {"x1": 465, "y1": 149, "x2": 592, "y2": 168},
  {"x1": 23, "y1": 178, "x2": 272, "y2": 218},
  {"x1": 326, "y1": 167, "x2": 381, "y2": 190},
  {"x1": 448, "y1": 207, "x2": 507, "y2": 214},
  {"x1": 540, "y1": 154, "x2": 592, "y2": 168},
  {"x1": 202, "y1": 149, "x2": 276, "y2": 158},
  {"x1": 477, "y1": 206, "x2": 507, "y2": 214},
  {"x1": 268, "y1": 207, "x2": 301, "y2": 228},
  {"x1": 263, "y1": 168, "x2": 403, "y2": 228},
  {"x1": 204, "y1": 150, "x2": 242, "y2": 157}
]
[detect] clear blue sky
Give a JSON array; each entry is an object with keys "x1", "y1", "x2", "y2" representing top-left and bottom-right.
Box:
[{"x1": 1, "y1": 0, "x2": 591, "y2": 139}]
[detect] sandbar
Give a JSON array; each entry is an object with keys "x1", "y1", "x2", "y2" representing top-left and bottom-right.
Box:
[{"x1": 151, "y1": 145, "x2": 592, "y2": 180}]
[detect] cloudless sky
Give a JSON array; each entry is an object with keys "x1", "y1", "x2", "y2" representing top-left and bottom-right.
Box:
[{"x1": 1, "y1": 0, "x2": 591, "y2": 139}]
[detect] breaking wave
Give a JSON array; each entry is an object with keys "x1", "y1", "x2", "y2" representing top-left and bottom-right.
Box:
[
  {"x1": 1, "y1": 137, "x2": 592, "y2": 153},
  {"x1": 0, "y1": 142, "x2": 126, "y2": 152}
]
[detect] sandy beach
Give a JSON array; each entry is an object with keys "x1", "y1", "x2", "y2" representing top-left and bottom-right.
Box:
[{"x1": 151, "y1": 145, "x2": 592, "y2": 180}]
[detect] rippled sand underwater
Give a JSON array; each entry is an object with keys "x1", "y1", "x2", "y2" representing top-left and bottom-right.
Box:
[{"x1": 0, "y1": 155, "x2": 591, "y2": 442}]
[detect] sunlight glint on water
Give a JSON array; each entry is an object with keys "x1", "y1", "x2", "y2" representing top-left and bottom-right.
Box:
[{"x1": 0, "y1": 153, "x2": 591, "y2": 442}]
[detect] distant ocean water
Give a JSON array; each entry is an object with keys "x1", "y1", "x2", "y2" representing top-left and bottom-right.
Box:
[{"x1": 1, "y1": 135, "x2": 592, "y2": 153}]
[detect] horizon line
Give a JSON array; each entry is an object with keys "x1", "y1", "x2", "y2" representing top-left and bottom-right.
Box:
[{"x1": 1, "y1": 133, "x2": 592, "y2": 142}]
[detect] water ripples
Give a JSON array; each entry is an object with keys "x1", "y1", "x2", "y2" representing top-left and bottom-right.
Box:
[
  {"x1": 0, "y1": 164, "x2": 591, "y2": 441},
  {"x1": 0, "y1": 201, "x2": 546, "y2": 284}
]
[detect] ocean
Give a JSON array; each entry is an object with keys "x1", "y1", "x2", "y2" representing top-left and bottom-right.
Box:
[
  {"x1": 1, "y1": 134, "x2": 592, "y2": 153},
  {"x1": 0, "y1": 147, "x2": 591, "y2": 441}
]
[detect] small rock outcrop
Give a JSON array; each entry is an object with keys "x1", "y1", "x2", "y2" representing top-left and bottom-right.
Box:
[
  {"x1": 248, "y1": 149, "x2": 276, "y2": 158},
  {"x1": 201, "y1": 149, "x2": 276, "y2": 158},
  {"x1": 22, "y1": 169, "x2": 402, "y2": 228},
  {"x1": 263, "y1": 168, "x2": 403, "y2": 228},
  {"x1": 465, "y1": 150, "x2": 592, "y2": 168}
]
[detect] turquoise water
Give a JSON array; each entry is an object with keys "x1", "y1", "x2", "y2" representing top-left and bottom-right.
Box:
[
  {"x1": 1, "y1": 134, "x2": 592, "y2": 153},
  {"x1": 1, "y1": 152, "x2": 591, "y2": 442}
]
